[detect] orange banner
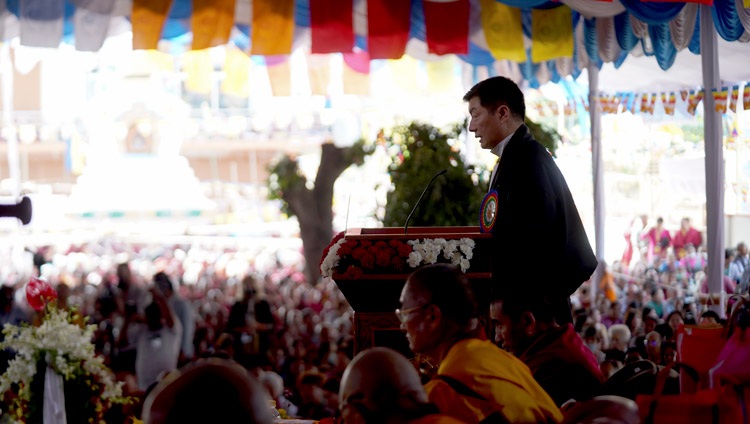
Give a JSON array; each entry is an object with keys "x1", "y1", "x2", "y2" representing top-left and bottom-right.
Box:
[
  {"x1": 267, "y1": 58, "x2": 292, "y2": 97},
  {"x1": 132, "y1": 0, "x2": 173, "y2": 50},
  {"x1": 192, "y1": 0, "x2": 235, "y2": 50},
  {"x1": 251, "y1": 0, "x2": 295, "y2": 55}
]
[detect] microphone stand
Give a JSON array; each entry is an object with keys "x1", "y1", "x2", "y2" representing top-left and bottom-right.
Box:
[{"x1": 404, "y1": 169, "x2": 447, "y2": 235}]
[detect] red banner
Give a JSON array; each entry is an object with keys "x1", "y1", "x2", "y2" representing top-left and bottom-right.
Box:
[
  {"x1": 423, "y1": 0, "x2": 469, "y2": 55},
  {"x1": 310, "y1": 0, "x2": 354, "y2": 54},
  {"x1": 367, "y1": 0, "x2": 411, "y2": 59}
]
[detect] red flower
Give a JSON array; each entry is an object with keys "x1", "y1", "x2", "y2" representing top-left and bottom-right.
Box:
[
  {"x1": 341, "y1": 265, "x2": 364, "y2": 280},
  {"x1": 360, "y1": 253, "x2": 375, "y2": 269},
  {"x1": 388, "y1": 239, "x2": 402, "y2": 248},
  {"x1": 397, "y1": 243, "x2": 413, "y2": 258},
  {"x1": 337, "y1": 240, "x2": 357, "y2": 256},
  {"x1": 359, "y1": 240, "x2": 372, "y2": 248},
  {"x1": 376, "y1": 248, "x2": 395, "y2": 268},
  {"x1": 351, "y1": 247, "x2": 368, "y2": 260},
  {"x1": 320, "y1": 231, "x2": 346, "y2": 267},
  {"x1": 375, "y1": 241, "x2": 388, "y2": 249},
  {"x1": 390, "y1": 256, "x2": 406, "y2": 271},
  {"x1": 26, "y1": 277, "x2": 57, "y2": 311}
]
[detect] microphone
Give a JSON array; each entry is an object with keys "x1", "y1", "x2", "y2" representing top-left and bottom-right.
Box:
[
  {"x1": 404, "y1": 169, "x2": 447, "y2": 234},
  {"x1": 0, "y1": 196, "x2": 32, "y2": 225}
]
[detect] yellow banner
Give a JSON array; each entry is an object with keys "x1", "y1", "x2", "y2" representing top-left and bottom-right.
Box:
[
  {"x1": 426, "y1": 58, "x2": 457, "y2": 94},
  {"x1": 480, "y1": 0, "x2": 525, "y2": 62},
  {"x1": 388, "y1": 56, "x2": 420, "y2": 95},
  {"x1": 745, "y1": 0, "x2": 750, "y2": 8},
  {"x1": 267, "y1": 60, "x2": 292, "y2": 97},
  {"x1": 531, "y1": 7, "x2": 574, "y2": 63},
  {"x1": 221, "y1": 46, "x2": 250, "y2": 98},
  {"x1": 343, "y1": 63, "x2": 370, "y2": 96},
  {"x1": 183, "y1": 50, "x2": 213, "y2": 94},
  {"x1": 192, "y1": 0, "x2": 235, "y2": 50},
  {"x1": 307, "y1": 54, "x2": 331, "y2": 96},
  {"x1": 132, "y1": 0, "x2": 173, "y2": 50},
  {"x1": 251, "y1": 0, "x2": 295, "y2": 55}
]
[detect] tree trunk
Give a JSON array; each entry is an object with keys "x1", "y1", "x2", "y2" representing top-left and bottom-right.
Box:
[{"x1": 282, "y1": 144, "x2": 352, "y2": 284}]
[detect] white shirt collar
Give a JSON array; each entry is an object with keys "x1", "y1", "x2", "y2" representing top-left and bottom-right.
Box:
[{"x1": 490, "y1": 132, "x2": 514, "y2": 158}]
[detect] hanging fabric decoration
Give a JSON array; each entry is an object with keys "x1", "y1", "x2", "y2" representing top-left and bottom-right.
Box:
[
  {"x1": 73, "y1": 0, "x2": 114, "y2": 52},
  {"x1": 192, "y1": 0, "x2": 234, "y2": 50},
  {"x1": 687, "y1": 89, "x2": 703, "y2": 115},
  {"x1": 712, "y1": 0, "x2": 745, "y2": 41},
  {"x1": 619, "y1": 0, "x2": 685, "y2": 25},
  {"x1": 251, "y1": 0, "x2": 295, "y2": 55},
  {"x1": 20, "y1": 0, "x2": 65, "y2": 48},
  {"x1": 580, "y1": 96, "x2": 589, "y2": 112},
  {"x1": 640, "y1": 92, "x2": 650, "y2": 113},
  {"x1": 596, "y1": 16, "x2": 621, "y2": 62},
  {"x1": 738, "y1": 0, "x2": 750, "y2": 34},
  {"x1": 712, "y1": 87, "x2": 728, "y2": 113},
  {"x1": 367, "y1": 0, "x2": 410, "y2": 59},
  {"x1": 307, "y1": 54, "x2": 331, "y2": 96},
  {"x1": 729, "y1": 85, "x2": 739, "y2": 112},
  {"x1": 480, "y1": 0, "x2": 525, "y2": 62},
  {"x1": 266, "y1": 56, "x2": 292, "y2": 96},
  {"x1": 342, "y1": 49, "x2": 370, "y2": 95},
  {"x1": 423, "y1": 0, "x2": 469, "y2": 55},
  {"x1": 560, "y1": 0, "x2": 625, "y2": 18},
  {"x1": 310, "y1": 0, "x2": 354, "y2": 54},
  {"x1": 743, "y1": 85, "x2": 750, "y2": 109},
  {"x1": 680, "y1": 89, "x2": 689, "y2": 101},
  {"x1": 221, "y1": 45, "x2": 250, "y2": 99},
  {"x1": 426, "y1": 58, "x2": 458, "y2": 93},
  {"x1": 183, "y1": 49, "x2": 213, "y2": 94},
  {"x1": 648, "y1": 93, "x2": 658, "y2": 114},
  {"x1": 648, "y1": 22, "x2": 678, "y2": 70},
  {"x1": 661, "y1": 92, "x2": 676, "y2": 115},
  {"x1": 669, "y1": 3, "x2": 698, "y2": 50},
  {"x1": 531, "y1": 5, "x2": 574, "y2": 63},
  {"x1": 132, "y1": 0, "x2": 173, "y2": 50}
]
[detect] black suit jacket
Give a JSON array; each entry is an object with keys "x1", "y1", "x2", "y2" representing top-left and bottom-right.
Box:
[{"x1": 490, "y1": 125, "x2": 597, "y2": 296}]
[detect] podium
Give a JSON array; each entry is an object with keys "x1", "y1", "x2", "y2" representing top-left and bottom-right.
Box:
[{"x1": 327, "y1": 226, "x2": 493, "y2": 356}]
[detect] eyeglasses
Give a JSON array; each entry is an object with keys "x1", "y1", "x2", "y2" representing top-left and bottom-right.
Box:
[{"x1": 395, "y1": 303, "x2": 431, "y2": 323}]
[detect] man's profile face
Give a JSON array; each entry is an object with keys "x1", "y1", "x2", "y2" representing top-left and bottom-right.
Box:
[
  {"x1": 398, "y1": 281, "x2": 431, "y2": 353},
  {"x1": 489, "y1": 300, "x2": 524, "y2": 354},
  {"x1": 467, "y1": 97, "x2": 506, "y2": 150}
]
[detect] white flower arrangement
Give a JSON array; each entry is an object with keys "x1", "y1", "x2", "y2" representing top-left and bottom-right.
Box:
[
  {"x1": 0, "y1": 290, "x2": 128, "y2": 423},
  {"x1": 407, "y1": 238, "x2": 475, "y2": 272},
  {"x1": 320, "y1": 235, "x2": 475, "y2": 278}
]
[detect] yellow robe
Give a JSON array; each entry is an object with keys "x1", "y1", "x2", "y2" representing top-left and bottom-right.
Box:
[{"x1": 425, "y1": 338, "x2": 563, "y2": 423}]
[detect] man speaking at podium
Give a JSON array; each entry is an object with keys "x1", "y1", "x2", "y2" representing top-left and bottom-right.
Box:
[{"x1": 464, "y1": 76, "x2": 597, "y2": 324}]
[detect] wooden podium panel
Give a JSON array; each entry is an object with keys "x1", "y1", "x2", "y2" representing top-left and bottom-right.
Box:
[{"x1": 330, "y1": 226, "x2": 493, "y2": 355}]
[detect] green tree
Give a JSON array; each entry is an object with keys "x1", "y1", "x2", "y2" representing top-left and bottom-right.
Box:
[
  {"x1": 268, "y1": 140, "x2": 373, "y2": 284},
  {"x1": 383, "y1": 122, "x2": 487, "y2": 228}
]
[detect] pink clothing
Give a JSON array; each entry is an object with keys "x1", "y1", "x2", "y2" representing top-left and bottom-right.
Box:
[
  {"x1": 642, "y1": 227, "x2": 671, "y2": 263},
  {"x1": 699, "y1": 275, "x2": 736, "y2": 294}
]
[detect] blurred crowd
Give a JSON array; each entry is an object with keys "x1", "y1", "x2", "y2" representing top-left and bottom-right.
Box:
[{"x1": 0, "y1": 216, "x2": 748, "y2": 421}]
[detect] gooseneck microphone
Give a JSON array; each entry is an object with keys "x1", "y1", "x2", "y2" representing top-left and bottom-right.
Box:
[{"x1": 404, "y1": 169, "x2": 447, "y2": 234}]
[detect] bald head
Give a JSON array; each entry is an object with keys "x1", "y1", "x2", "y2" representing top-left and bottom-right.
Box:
[
  {"x1": 339, "y1": 347, "x2": 428, "y2": 423},
  {"x1": 143, "y1": 359, "x2": 273, "y2": 424}
]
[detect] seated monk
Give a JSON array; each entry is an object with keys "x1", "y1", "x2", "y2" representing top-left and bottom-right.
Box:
[
  {"x1": 141, "y1": 358, "x2": 272, "y2": 424},
  {"x1": 490, "y1": 288, "x2": 605, "y2": 406},
  {"x1": 398, "y1": 264, "x2": 562, "y2": 423},
  {"x1": 339, "y1": 347, "x2": 463, "y2": 424}
]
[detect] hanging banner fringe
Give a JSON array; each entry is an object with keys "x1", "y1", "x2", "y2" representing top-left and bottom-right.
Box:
[{"x1": 728, "y1": 85, "x2": 739, "y2": 113}]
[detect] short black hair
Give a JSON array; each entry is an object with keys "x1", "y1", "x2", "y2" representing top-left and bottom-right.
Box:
[
  {"x1": 462, "y1": 76, "x2": 526, "y2": 120},
  {"x1": 490, "y1": 288, "x2": 556, "y2": 324},
  {"x1": 407, "y1": 264, "x2": 477, "y2": 328}
]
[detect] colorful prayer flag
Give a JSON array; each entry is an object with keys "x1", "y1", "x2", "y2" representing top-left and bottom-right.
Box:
[
  {"x1": 266, "y1": 56, "x2": 292, "y2": 96},
  {"x1": 423, "y1": 0, "x2": 469, "y2": 55},
  {"x1": 343, "y1": 51, "x2": 370, "y2": 95},
  {"x1": 183, "y1": 50, "x2": 213, "y2": 94},
  {"x1": 307, "y1": 54, "x2": 331, "y2": 96},
  {"x1": 192, "y1": 0, "x2": 235, "y2": 50},
  {"x1": 310, "y1": 0, "x2": 354, "y2": 54},
  {"x1": 480, "y1": 0, "x2": 525, "y2": 62},
  {"x1": 531, "y1": 6, "x2": 574, "y2": 63},
  {"x1": 132, "y1": 0, "x2": 173, "y2": 50},
  {"x1": 728, "y1": 85, "x2": 739, "y2": 113},
  {"x1": 20, "y1": 0, "x2": 64, "y2": 48},
  {"x1": 221, "y1": 46, "x2": 250, "y2": 99},
  {"x1": 367, "y1": 0, "x2": 411, "y2": 59},
  {"x1": 74, "y1": 0, "x2": 115, "y2": 51},
  {"x1": 712, "y1": 87, "x2": 728, "y2": 113},
  {"x1": 744, "y1": 85, "x2": 750, "y2": 110},
  {"x1": 426, "y1": 58, "x2": 458, "y2": 94},
  {"x1": 251, "y1": 0, "x2": 295, "y2": 55}
]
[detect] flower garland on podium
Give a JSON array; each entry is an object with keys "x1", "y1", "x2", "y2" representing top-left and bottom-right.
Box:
[
  {"x1": 0, "y1": 278, "x2": 130, "y2": 423},
  {"x1": 320, "y1": 231, "x2": 475, "y2": 279}
]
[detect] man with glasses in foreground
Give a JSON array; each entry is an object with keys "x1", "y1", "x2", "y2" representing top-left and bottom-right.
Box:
[{"x1": 397, "y1": 264, "x2": 562, "y2": 424}]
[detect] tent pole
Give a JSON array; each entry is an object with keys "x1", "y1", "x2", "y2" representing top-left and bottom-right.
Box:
[
  {"x1": 588, "y1": 61, "x2": 605, "y2": 305},
  {"x1": 1, "y1": 44, "x2": 20, "y2": 199},
  {"x1": 700, "y1": 5, "x2": 725, "y2": 315}
]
